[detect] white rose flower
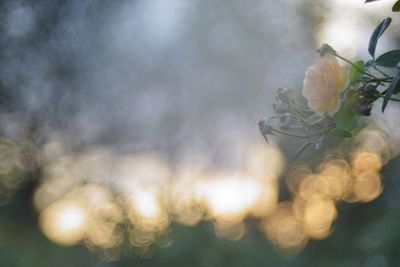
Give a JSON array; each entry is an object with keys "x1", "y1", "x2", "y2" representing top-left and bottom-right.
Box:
[{"x1": 302, "y1": 55, "x2": 348, "y2": 116}]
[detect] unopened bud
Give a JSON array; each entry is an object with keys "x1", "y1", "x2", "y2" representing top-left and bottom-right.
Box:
[{"x1": 317, "y1": 44, "x2": 337, "y2": 57}]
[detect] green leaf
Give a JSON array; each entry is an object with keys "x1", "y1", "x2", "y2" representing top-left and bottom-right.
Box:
[
  {"x1": 329, "y1": 129, "x2": 352, "y2": 138},
  {"x1": 393, "y1": 0, "x2": 400, "y2": 12},
  {"x1": 350, "y1": 60, "x2": 365, "y2": 83},
  {"x1": 333, "y1": 104, "x2": 356, "y2": 131},
  {"x1": 368, "y1": 17, "x2": 392, "y2": 58},
  {"x1": 375, "y1": 50, "x2": 400, "y2": 67},
  {"x1": 382, "y1": 72, "x2": 400, "y2": 112}
]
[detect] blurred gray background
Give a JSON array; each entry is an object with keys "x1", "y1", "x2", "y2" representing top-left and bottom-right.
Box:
[
  {"x1": 0, "y1": 0, "x2": 398, "y2": 167},
  {"x1": 0, "y1": 0, "x2": 316, "y2": 168}
]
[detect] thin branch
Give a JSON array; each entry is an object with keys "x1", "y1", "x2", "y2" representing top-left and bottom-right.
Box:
[
  {"x1": 333, "y1": 54, "x2": 376, "y2": 78},
  {"x1": 373, "y1": 65, "x2": 390, "y2": 78},
  {"x1": 379, "y1": 95, "x2": 400, "y2": 102}
]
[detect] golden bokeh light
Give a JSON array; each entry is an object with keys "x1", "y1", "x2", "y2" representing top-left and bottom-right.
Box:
[
  {"x1": 298, "y1": 174, "x2": 328, "y2": 200},
  {"x1": 131, "y1": 189, "x2": 162, "y2": 219},
  {"x1": 302, "y1": 196, "x2": 337, "y2": 239},
  {"x1": 37, "y1": 183, "x2": 125, "y2": 248},
  {"x1": 39, "y1": 198, "x2": 88, "y2": 246},
  {"x1": 261, "y1": 202, "x2": 307, "y2": 251},
  {"x1": 128, "y1": 228, "x2": 157, "y2": 248},
  {"x1": 246, "y1": 142, "x2": 286, "y2": 180},
  {"x1": 352, "y1": 151, "x2": 382, "y2": 176},
  {"x1": 30, "y1": 131, "x2": 390, "y2": 252},
  {"x1": 170, "y1": 165, "x2": 205, "y2": 226},
  {"x1": 33, "y1": 141, "x2": 284, "y2": 248},
  {"x1": 355, "y1": 128, "x2": 391, "y2": 163},
  {"x1": 318, "y1": 159, "x2": 352, "y2": 199},
  {"x1": 285, "y1": 163, "x2": 312, "y2": 195},
  {"x1": 86, "y1": 220, "x2": 123, "y2": 249},
  {"x1": 197, "y1": 172, "x2": 271, "y2": 224},
  {"x1": 77, "y1": 184, "x2": 124, "y2": 248},
  {"x1": 199, "y1": 174, "x2": 260, "y2": 221},
  {"x1": 125, "y1": 186, "x2": 170, "y2": 233},
  {"x1": 352, "y1": 171, "x2": 383, "y2": 203},
  {"x1": 249, "y1": 181, "x2": 279, "y2": 218}
]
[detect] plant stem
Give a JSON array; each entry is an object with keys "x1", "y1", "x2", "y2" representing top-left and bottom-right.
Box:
[
  {"x1": 378, "y1": 95, "x2": 400, "y2": 102},
  {"x1": 261, "y1": 133, "x2": 269, "y2": 143},
  {"x1": 374, "y1": 77, "x2": 393, "y2": 82},
  {"x1": 373, "y1": 65, "x2": 390, "y2": 78},
  {"x1": 333, "y1": 54, "x2": 376, "y2": 79}
]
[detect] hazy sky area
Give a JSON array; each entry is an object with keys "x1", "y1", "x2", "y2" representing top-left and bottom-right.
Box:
[{"x1": 0, "y1": 0, "x2": 316, "y2": 169}]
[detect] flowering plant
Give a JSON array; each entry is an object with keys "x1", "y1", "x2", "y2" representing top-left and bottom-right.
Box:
[{"x1": 259, "y1": 17, "x2": 400, "y2": 159}]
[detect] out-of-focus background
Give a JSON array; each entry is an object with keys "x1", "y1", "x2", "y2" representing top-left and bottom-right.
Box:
[{"x1": 1, "y1": 0, "x2": 400, "y2": 266}]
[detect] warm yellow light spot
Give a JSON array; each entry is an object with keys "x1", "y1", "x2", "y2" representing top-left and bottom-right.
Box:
[
  {"x1": 285, "y1": 163, "x2": 312, "y2": 195},
  {"x1": 39, "y1": 199, "x2": 88, "y2": 246},
  {"x1": 298, "y1": 174, "x2": 328, "y2": 199},
  {"x1": 352, "y1": 151, "x2": 382, "y2": 176},
  {"x1": 198, "y1": 173, "x2": 264, "y2": 223},
  {"x1": 303, "y1": 196, "x2": 337, "y2": 239},
  {"x1": 170, "y1": 166, "x2": 205, "y2": 226},
  {"x1": 246, "y1": 142, "x2": 286, "y2": 180},
  {"x1": 292, "y1": 196, "x2": 307, "y2": 219},
  {"x1": 73, "y1": 185, "x2": 124, "y2": 248},
  {"x1": 128, "y1": 228, "x2": 156, "y2": 248},
  {"x1": 133, "y1": 189, "x2": 161, "y2": 219},
  {"x1": 353, "y1": 171, "x2": 383, "y2": 203},
  {"x1": 112, "y1": 153, "x2": 171, "y2": 233},
  {"x1": 249, "y1": 181, "x2": 279, "y2": 218},
  {"x1": 58, "y1": 206, "x2": 85, "y2": 231},
  {"x1": 319, "y1": 159, "x2": 352, "y2": 199},
  {"x1": 261, "y1": 203, "x2": 307, "y2": 251},
  {"x1": 126, "y1": 186, "x2": 169, "y2": 233},
  {"x1": 86, "y1": 221, "x2": 122, "y2": 249},
  {"x1": 355, "y1": 128, "x2": 391, "y2": 163}
]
